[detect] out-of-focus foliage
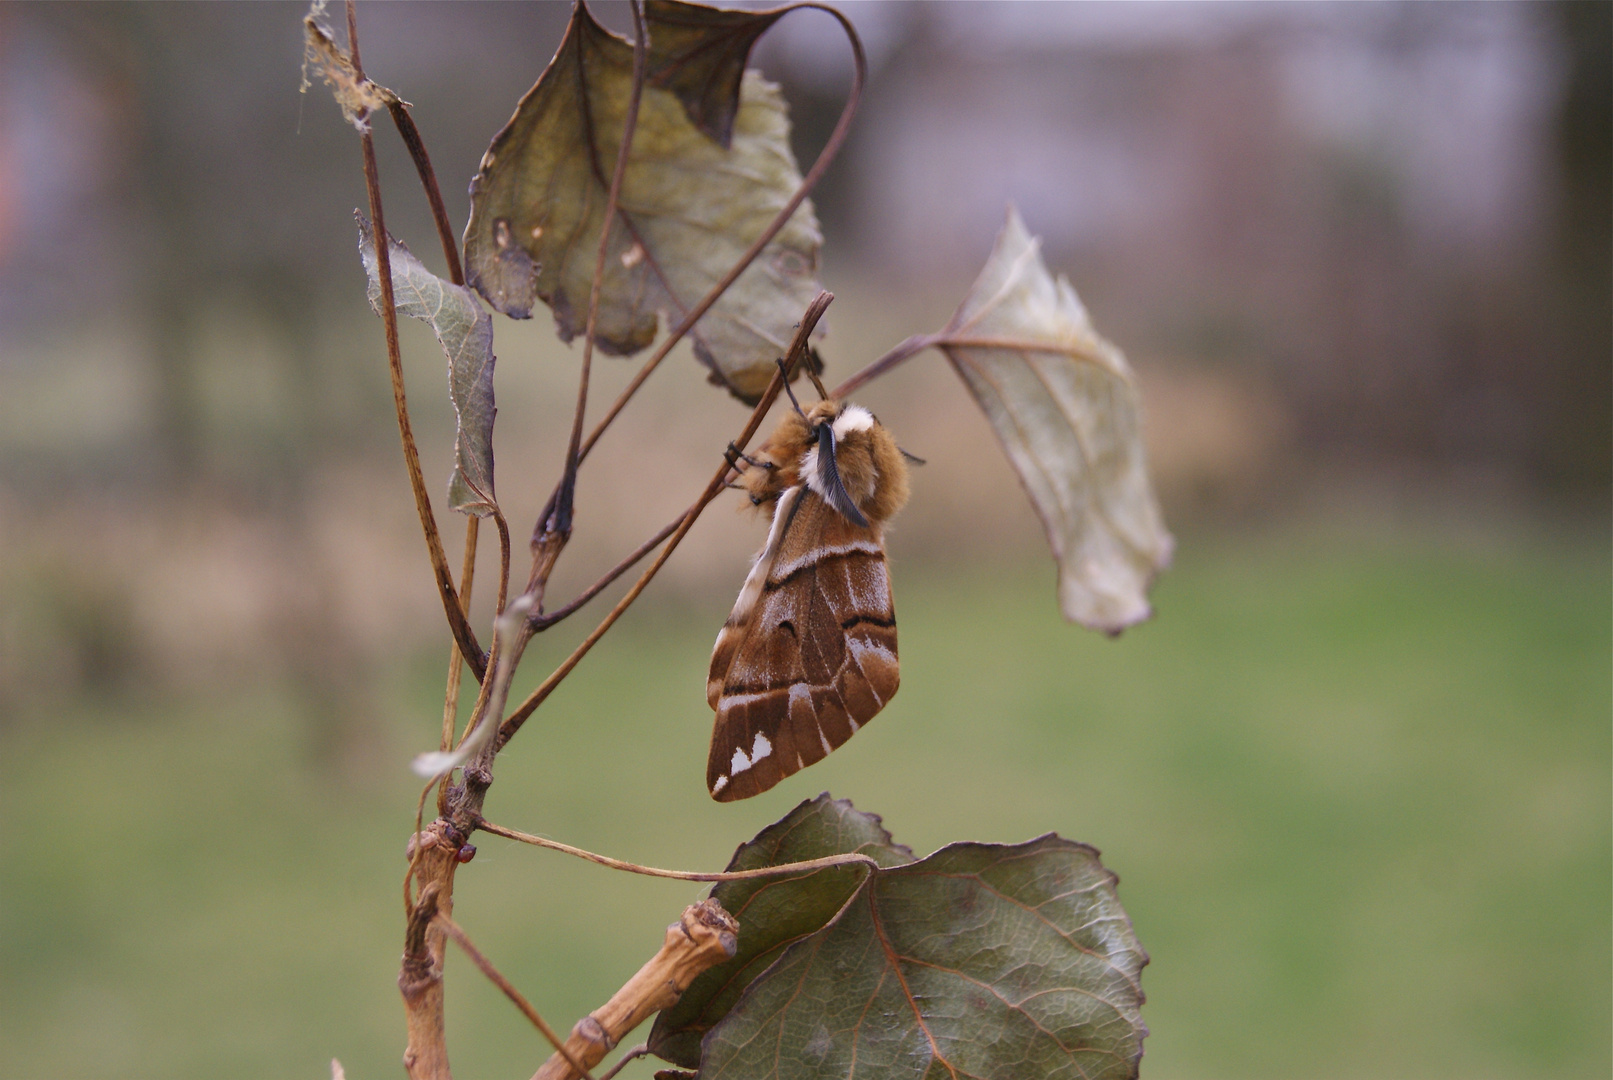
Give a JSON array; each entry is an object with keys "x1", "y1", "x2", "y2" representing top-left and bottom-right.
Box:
[
  {"x1": 4, "y1": 539, "x2": 1606, "y2": 1080},
  {"x1": 462, "y1": 0, "x2": 824, "y2": 402}
]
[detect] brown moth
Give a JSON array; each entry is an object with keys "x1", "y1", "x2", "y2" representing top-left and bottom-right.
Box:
[{"x1": 707, "y1": 394, "x2": 910, "y2": 801}]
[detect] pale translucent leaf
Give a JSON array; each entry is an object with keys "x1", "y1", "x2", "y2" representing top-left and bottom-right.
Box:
[
  {"x1": 358, "y1": 215, "x2": 498, "y2": 518},
  {"x1": 943, "y1": 207, "x2": 1172, "y2": 632},
  {"x1": 462, "y1": 1, "x2": 823, "y2": 402}
]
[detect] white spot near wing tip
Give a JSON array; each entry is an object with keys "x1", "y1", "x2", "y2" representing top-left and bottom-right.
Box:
[
  {"x1": 752, "y1": 732, "x2": 773, "y2": 761},
  {"x1": 731, "y1": 746, "x2": 752, "y2": 774},
  {"x1": 712, "y1": 775, "x2": 728, "y2": 794}
]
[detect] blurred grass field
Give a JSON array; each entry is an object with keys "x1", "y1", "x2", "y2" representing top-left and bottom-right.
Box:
[{"x1": 1, "y1": 523, "x2": 1607, "y2": 1080}]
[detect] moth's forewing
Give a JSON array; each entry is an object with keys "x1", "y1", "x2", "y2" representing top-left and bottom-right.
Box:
[{"x1": 707, "y1": 492, "x2": 898, "y2": 801}]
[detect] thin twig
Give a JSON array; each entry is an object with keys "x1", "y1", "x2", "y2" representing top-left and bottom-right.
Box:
[
  {"x1": 529, "y1": 515, "x2": 680, "y2": 631},
  {"x1": 542, "y1": 0, "x2": 650, "y2": 556},
  {"x1": 497, "y1": 292, "x2": 833, "y2": 746},
  {"x1": 386, "y1": 101, "x2": 465, "y2": 287},
  {"x1": 829, "y1": 332, "x2": 940, "y2": 400},
  {"x1": 492, "y1": 507, "x2": 512, "y2": 618},
  {"x1": 477, "y1": 818, "x2": 882, "y2": 882},
  {"x1": 344, "y1": 0, "x2": 362, "y2": 71},
  {"x1": 357, "y1": 100, "x2": 487, "y2": 684},
  {"x1": 435, "y1": 914, "x2": 597, "y2": 1080},
  {"x1": 440, "y1": 518, "x2": 479, "y2": 751},
  {"x1": 831, "y1": 331, "x2": 1098, "y2": 402},
  {"x1": 597, "y1": 1045, "x2": 649, "y2": 1080}
]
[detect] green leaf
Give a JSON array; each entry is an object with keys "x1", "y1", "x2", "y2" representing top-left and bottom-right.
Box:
[
  {"x1": 696, "y1": 835, "x2": 1148, "y2": 1080},
  {"x1": 462, "y1": 0, "x2": 824, "y2": 402},
  {"x1": 941, "y1": 207, "x2": 1172, "y2": 633},
  {"x1": 648, "y1": 795, "x2": 913, "y2": 1068},
  {"x1": 358, "y1": 214, "x2": 498, "y2": 517}
]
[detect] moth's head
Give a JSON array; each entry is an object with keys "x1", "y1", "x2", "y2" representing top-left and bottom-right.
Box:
[
  {"x1": 802, "y1": 398, "x2": 842, "y2": 432},
  {"x1": 799, "y1": 398, "x2": 877, "y2": 446}
]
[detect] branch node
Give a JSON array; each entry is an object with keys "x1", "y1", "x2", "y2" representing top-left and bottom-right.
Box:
[{"x1": 574, "y1": 1016, "x2": 615, "y2": 1050}]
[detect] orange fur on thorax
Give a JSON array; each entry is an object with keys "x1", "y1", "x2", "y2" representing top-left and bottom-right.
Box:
[{"x1": 737, "y1": 400, "x2": 909, "y2": 525}]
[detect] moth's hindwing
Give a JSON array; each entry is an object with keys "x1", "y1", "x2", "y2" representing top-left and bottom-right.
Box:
[{"x1": 707, "y1": 489, "x2": 899, "y2": 801}]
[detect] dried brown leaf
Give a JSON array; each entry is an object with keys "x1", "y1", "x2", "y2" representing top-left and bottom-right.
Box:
[{"x1": 462, "y1": 0, "x2": 823, "y2": 401}]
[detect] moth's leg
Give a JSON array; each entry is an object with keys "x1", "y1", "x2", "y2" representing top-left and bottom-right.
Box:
[
  {"x1": 724, "y1": 442, "x2": 774, "y2": 470},
  {"x1": 774, "y1": 358, "x2": 807, "y2": 418}
]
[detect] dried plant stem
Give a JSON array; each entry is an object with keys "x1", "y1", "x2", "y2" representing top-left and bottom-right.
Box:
[
  {"x1": 530, "y1": 900, "x2": 739, "y2": 1080},
  {"x1": 386, "y1": 100, "x2": 466, "y2": 287},
  {"x1": 544, "y1": 0, "x2": 650, "y2": 550},
  {"x1": 829, "y1": 332, "x2": 939, "y2": 399},
  {"x1": 497, "y1": 292, "x2": 834, "y2": 747},
  {"x1": 342, "y1": 10, "x2": 473, "y2": 1077},
  {"x1": 596, "y1": 1046, "x2": 649, "y2": 1080},
  {"x1": 440, "y1": 518, "x2": 479, "y2": 753},
  {"x1": 400, "y1": 876, "x2": 456, "y2": 1080},
  {"x1": 434, "y1": 914, "x2": 596, "y2": 1080},
  {"x1": 477, "y1": 818, "x2": 882, "y2": 882},
  {"x1": 529, "y1": 516, "x2": 681, "y2": 632},
  {"x1": 352, "y1": 39, "x2": 486, "y2": 683}
]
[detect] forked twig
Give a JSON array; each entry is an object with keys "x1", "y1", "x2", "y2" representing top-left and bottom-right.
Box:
[
  {"x1": 529, "y1": 515, "x2": 681, "y2": 632},
  {"x1": 381, "y1": 99, "x2": 493, "y2": 674},
  {"x1": 497, "y1": 292, "x2": 834, "y2": 747}
]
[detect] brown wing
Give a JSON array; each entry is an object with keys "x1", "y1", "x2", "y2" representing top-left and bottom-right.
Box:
[{"x1": 707, "y1": 487, "x2": 899, "y2": 801}]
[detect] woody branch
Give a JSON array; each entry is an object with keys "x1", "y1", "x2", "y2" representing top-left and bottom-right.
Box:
[{"x1": 530, "y1": 899, "x2": 739, "y2": 1080}]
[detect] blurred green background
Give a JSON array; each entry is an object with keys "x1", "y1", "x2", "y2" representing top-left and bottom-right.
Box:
[{"x1": 1, "y1": 3, "x2": 1608, "y2": 1079}]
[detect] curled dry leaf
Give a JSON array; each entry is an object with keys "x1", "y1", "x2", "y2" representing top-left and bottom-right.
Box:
[
  {"x1": 358, "y1": 214, "x2": 498, "y2": 518},
  {"x1": 462, "y1": 0, "x2": 825, "y2": 402},
  {"x1": 694, "y1": 832, "x2": 1148, "y2": 1080},
  {"x1": 648, "y1": 794, "x2": 914, "y2": 1068},
  {"x1": 943, "y1": 207, "x2": 1172, "y2": 633}
]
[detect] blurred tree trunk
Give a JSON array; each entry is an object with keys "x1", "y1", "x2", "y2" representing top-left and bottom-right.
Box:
[{"x1": 1542, "y1": 0, "x2": 1611, "y2": 492}]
